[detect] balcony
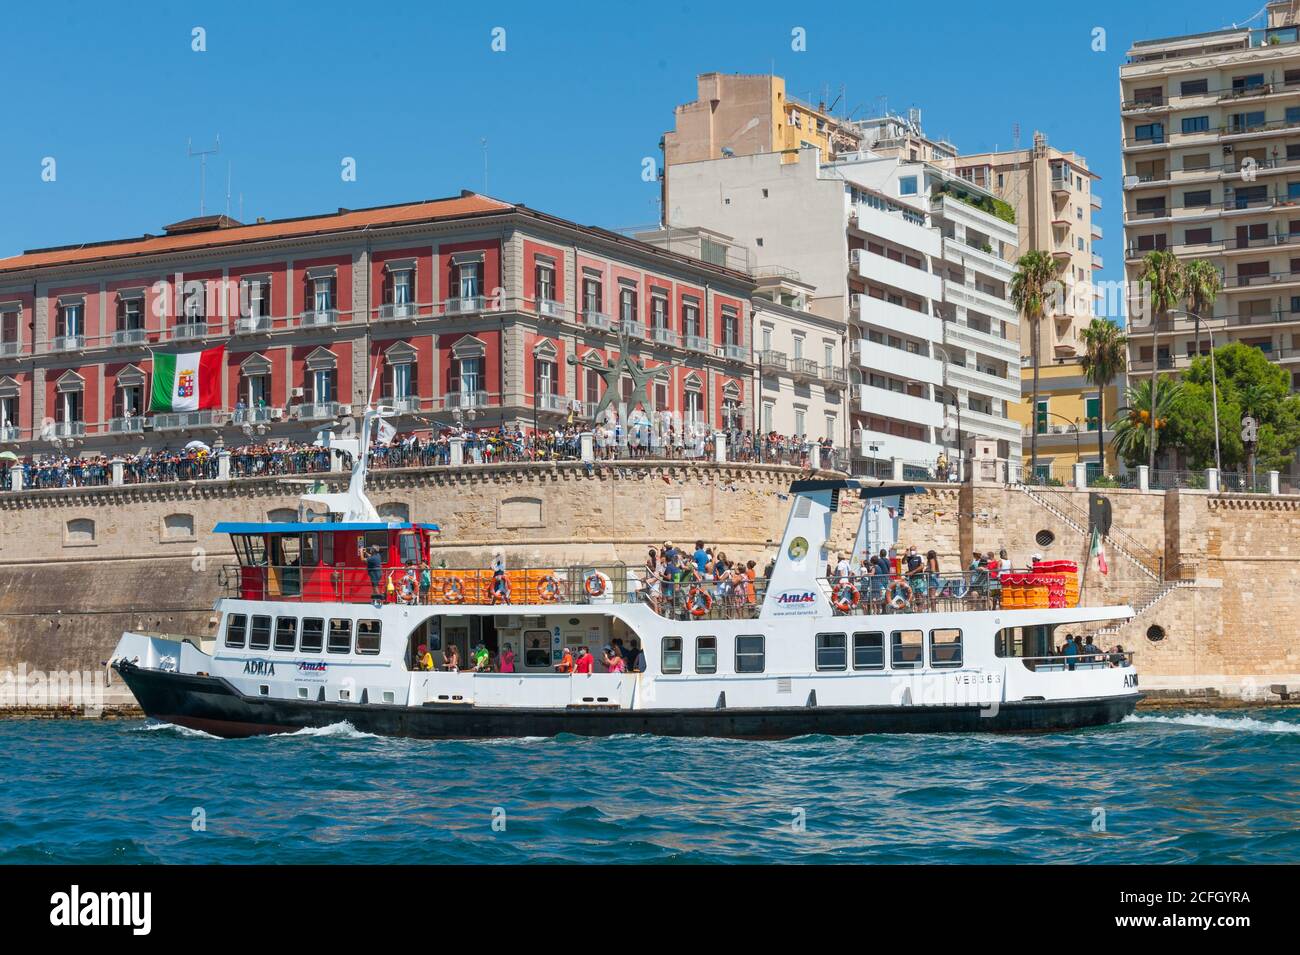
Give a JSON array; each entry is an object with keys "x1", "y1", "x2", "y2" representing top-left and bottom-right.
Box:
[
  {"x1": 442, "y1": 390, "x2": 489, "y2": 410},
  {"x1": 722, "y1": 342, "x2": 747, "y2": 362},
  {"x1": 0, "y1": 341, "x2": 21, "y2": 357},
  {"x1": 51, "y1": 421, "x2": 86, "y2": 438},
  {"x1": 650, "y1": 326, "x2": 679, "y2": 347},
  {"x1": 231, "y1": 407, "x2": 280, "y2": 424},
  {"x1": 1092, "y1": 223, "x2": 1103, "y2": 240},
  {"x1": 537, "y1": 393, "x2": 580, "y2": 414},
  {"x1": 759, "y1": 349, "x2": 788, "y2": 372},
  {"x1": 387, "y1": 396, "x2": 421, "y2": 413},
  {"x1": 851, "y1": 248, "x2": 943, "y2": 302},
  {"x1": 107, "y1": 416, "x2": 145, "y2": 434},
  {"x1": 790, "y1": 357, "x2": 821, "y2": 381},
  {"x1": 857, "y1": 384, "x2": 944, "y2": 428},
  {"x1": 444, "y1": 296, "x2": 485, "y2": 315},
  {"x1": 1090, "y1": 194, "x2": 1102, "y2": 211},
  {"x1": 51, "y1": 334, "x2": 84, "y2": 353},
  {"x1": 110, "y1": 328, "x2": 147, "y2": 347},
  {"x1": 946, "y1": 362, "x2": 1019, "y2": 401},
  {"x1": 0, "y1": 424, "x2": 20, "y2": 441},
  {"x1": 943, "y1": 319, "x2": 1019, "y2": 360},
  {"x1": 236, "y1": 315, "x2": 273, "y2": 334},
  {"x1": 172, "y1": 322, "x2": 207, "y2": 342},
  {"x1": 851, "y1": 294, "x2": 943, "y2": 341},
  {"x1": 1092, "y1": 253, "x2": 1104, "y2": 270},
  {"x1": 821, "y1": 365, "x2": 848, "y2": 389},
  {"x1": 291, "y1": 402, "x2": 342, "y2": 421},
  {"x1": 683, "y1": 334, "x2": 710, "y2": 353},
  {"x1": 299, "y1": 309, "x2": 337, "y2": 328},
  {"x1": 1121, "y1": 95, "x2": 1166, "y2": 112},
  {"x1": 377, "y1": 303, "x2": 419, "y2": 321},
  {"x1": 857, "y1": 339, "x2": 942, "y2": 383},
  {"x1": 154, "y1": 410, "x2": 225, "y2": 430},
  {"x1": 583, "y1": 310, "x2": 612, "y2": 331},
  {"x1": 623, "y1": 319, "x2": 646, "y2": 340},
  {"x1": 537, "y1": 299, "x2": 564, "y2": 320}
]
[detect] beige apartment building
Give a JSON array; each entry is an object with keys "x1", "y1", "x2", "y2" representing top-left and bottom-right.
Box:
[
  {"x1": 954, "y1": 135, "x2": 1102, "y2": 360},
  {"x1": 1121, "y1": 0, "x2": 1300, "y2": 388}
]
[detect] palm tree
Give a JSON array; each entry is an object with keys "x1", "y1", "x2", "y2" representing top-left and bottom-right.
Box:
[
  {"x1": 1010, "y1": 250, "x2": 1060, "y2": 479},
  {"x1": 1112, "y1": 377, "x2": 1184, "y2": 470},
  {"x1": 1079, "y1": 318, "x2": 1127, "y2": 475},
  {"x1": 1139, "y1": 250, "x2": 1183, "y2": 473},
  {"x1": 1181, "y1": 258, "x2": 1222, "y2": 360}
]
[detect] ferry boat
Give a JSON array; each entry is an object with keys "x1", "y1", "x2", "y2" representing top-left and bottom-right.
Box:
[{"x1": 110, "y1": 407, "x2": 1141, "y2": 739}]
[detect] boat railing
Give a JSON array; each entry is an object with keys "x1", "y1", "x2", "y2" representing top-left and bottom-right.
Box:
[
  {"x1": 1013, "y1": 651, "x2": 1135, "y2": 672},
  {"x1": 637, "y1": 575, "x2": 770, "y2": 621},
  {"x1": 217, "y1": 562, "x2": 638, "y2": 606}
]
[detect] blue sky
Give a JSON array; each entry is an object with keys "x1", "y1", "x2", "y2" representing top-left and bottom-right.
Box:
[{"x1": 0, "y1": 0, "x2": 1266, "y2": 297}]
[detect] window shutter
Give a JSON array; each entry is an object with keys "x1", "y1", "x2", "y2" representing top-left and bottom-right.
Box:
[
  {"x1": 409, "y1": 360, "x2": 418, "y2": 396},
  {"x1": 383, "y1": 272, "x2": 393, "y2": 304}
]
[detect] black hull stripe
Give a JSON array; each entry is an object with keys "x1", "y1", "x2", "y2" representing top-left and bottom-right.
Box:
[{"x1": 114, "y1": 664, "x2": 1142, "y2": 739}]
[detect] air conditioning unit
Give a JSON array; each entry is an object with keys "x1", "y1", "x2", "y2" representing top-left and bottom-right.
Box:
[
  {"x1": 291, "y1": 387, "x2": 305, "y2": 398},
  {"x1": 338, "y1": 404, "x2": 353, "y2": 416},
  {"x1": 270, "y1": 408, "x2": 284, "y2": 421}
]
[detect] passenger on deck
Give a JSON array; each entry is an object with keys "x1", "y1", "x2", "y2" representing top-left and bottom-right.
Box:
[
  {"x1": 499, "y1": 642, "x2": 516, "y2": 673},
  {"x1": 630, "y1": 640, "x2": 646, "y2": 672},
  {"x1": 441, "y1": 645, "x2": 460, "y2": 671},
  {"x1": 417, "y1": 644, "x2": 434, "y2": 671},
  {"x1": 365, "y1": 546, "x2": 383, "y2": 603},
  {"x1": 400, "y1": 564, "x2": 417, "y2": 605},
  {"x1": 555, "y1": 647, "x2": 574, "y2": 673},
  {"x1": 573, "y1": 646, "x2": 595, "y2": 673},
  {"x1": 491, "y1": 568, "x2": 511, "y2": 605},
  {"x1": 1109, "y1": 644, "x2": 1127, "y2": 667},
  {"x1": 471, "y1": 643, "x2": 491, "y2": 671},
  {"x1": 1082, "y1": 635, "x2": 1103, "y2": 662},
  {"x1": 603, "y1": 645, "x2": 626, "y2": 673},
  {"x1": 925, "y1": 550, "x2": 941, "y2": 606},
  {"x1": 419, "y1": 562, "x2": 431, "y2": 605},
  {"x1": 1063, "y1": 634, "x2": 1079, "y2": 671}
]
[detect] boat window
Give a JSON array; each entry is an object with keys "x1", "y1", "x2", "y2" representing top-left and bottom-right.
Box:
[
  {"x1": 321, "y1": 532, "x2": 334, "y2": 566},
  {"x1": 662, "y1": 637, "x2": 683, "y2": 674},
  {"x1": 300, "y1": 618, "x2": 325, "y2": 653},
  {"x1": 356, "y1": 620, "x2": 382, "y2": 655},
  {"x1": 890, "y1": 630, "x2": 923, "y2": 669},
  {"x1": 301, "y1": 533, "x2": 319, "y2": 567},
  {"x1": 930, "y1": 628, "x2": 963, "y2": 668},
  {"x1": 524, "y1": 630, "x2": 550, "y2": 667},
  {"x1": 363, "y1": 530, "x2": 388, "y2": 554},
  {"x1": 852, "y1": 631, "x2": 884, "y2": 670},
  {"x1": 274, "y1": 617, "x2": 298, "y2": 652},
  {"x1": 249, "y1": 615, "x2": 272, "y2": 650},
  {"x1": 735, "y1": 635, "x2": 765, "y2": 673},
  {"x1": 328, "y1": 618, "x2": 352, "y2": 654},
  {"x1": 995, "y1": 625, "x2": 1055, "y2": 658},
  {"x1": 695, "y1": 636, "x2": 717, "y2": 674},
  {"x1": 225, "y1": 613, "x2": 247, "y2": 648},
  {"x1": 398, "y1": 531, "x2": 420, "y2": 565},
  {"x1": 233, "y1": 534, "x2": 266, "y2": 567},
  {"x1": 815, "y1": 632, "x2": 847, "y2": 671}
]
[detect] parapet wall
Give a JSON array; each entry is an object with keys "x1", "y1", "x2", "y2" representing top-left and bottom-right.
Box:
[{"x1": 3, "y1": 464, "x2": 1299, "y2": 687}]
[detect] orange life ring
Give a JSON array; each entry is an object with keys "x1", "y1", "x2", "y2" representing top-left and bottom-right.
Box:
[
  {"x1": 833, "y1": 582, "x2": 859, "y2": 612},
  {"x1": 442, "y1": 577, "x2": 465, "y2": 604},
  {"x1": 687, "y1": 586, "x2": 713, "y2": 618},
  {"x1": 584, "y1": 573, "x2": 606, "y2": 597},
  {"x1": 538, "y1": 576, "x2": 561, "y2": 602},
  {"x1": 887, "y1": 579, "x2": 913, "y2": 610}
]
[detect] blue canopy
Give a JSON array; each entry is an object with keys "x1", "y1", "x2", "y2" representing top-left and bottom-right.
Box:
[{"x1": 214, "y1": 521, "x2": 440, "y2": 535}]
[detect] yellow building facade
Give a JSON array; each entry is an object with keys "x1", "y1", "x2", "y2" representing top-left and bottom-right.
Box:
[{"x1": 1008, "y1": 359, "x2": 1123, "y2": 482}]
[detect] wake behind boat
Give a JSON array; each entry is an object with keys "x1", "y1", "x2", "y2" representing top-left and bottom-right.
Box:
[{"x1": 111, "y1": 406, "x2": 1140, "y2": 739}]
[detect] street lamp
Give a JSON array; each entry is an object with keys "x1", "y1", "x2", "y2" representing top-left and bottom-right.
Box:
[
  {"x1": 930, "y1": 344, "x2": 964, "y2": 480},
  {"x1": 1036, "y1": 410, "x2": 1081, "y2": 480},
  {"x1": 1169, "y1": 308, "x2": 1222, "y2": 472}
]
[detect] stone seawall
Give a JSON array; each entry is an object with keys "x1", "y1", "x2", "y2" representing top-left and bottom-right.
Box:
[{"x1": 3, "y1": 462, "x2": 1300, "y2": 693}]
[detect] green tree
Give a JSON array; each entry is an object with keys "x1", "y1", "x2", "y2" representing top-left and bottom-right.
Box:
[
  {"x1": 1175, "y1": 342, "x2": 1300, "y2": 472},
  {"x1": 1079, "y1": 318, "x2": 1127, "y2": 473},
  {"x1": 1010, "y1": 250, "x2": 1060, "y2": 478},
  {"x1": 1138, "y1": 250, "x2": 1183, "y2": 471},
  {"x1": 1112, "y1": 376, "x2": 1184, "y2": 470},
  {"x1": 1181, "y1": 258, "x2": 1221, "y2": 357}
]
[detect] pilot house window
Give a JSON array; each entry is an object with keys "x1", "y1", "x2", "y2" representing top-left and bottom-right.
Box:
[
  {"x1": 225, "y1": 614, "x2": 247, "y2": 648},
  {"x1": 662, "y1": 637, "x2": 683, "y2": 674},
  {"x1": 300, "y1": 618, "x2": 325, "y2": 653},
  {"x1": 356, "y1": 620, "x2": 382, "y2": 655},
  {"x1": 735, "y1": 635, "x2": 765, "y2": 673}
]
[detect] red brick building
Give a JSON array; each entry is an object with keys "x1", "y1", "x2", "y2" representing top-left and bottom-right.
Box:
[{"x1": 0, "y1": 192, "x2": 754, "y2": 451}]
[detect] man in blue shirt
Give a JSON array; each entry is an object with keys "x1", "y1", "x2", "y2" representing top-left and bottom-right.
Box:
[
  {"x1": 693, "y1": 540, "x2": 709, "y2": 575},
  {"x1": 365, "y1": 545, "x2": 383, "y2": 604}
]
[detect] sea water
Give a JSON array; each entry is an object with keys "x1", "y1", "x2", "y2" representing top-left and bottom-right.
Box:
[{"x1": 0, "y1": 710, "x2": 1295, "y2": 864}]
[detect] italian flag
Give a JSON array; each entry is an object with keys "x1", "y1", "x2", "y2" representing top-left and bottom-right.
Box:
[
  {"x1": 150, "y1": 345, "x2": 224, "y2": 412},
  {"x1": 1089, "y1": 526, "x2": 1109, "y2": 576}
]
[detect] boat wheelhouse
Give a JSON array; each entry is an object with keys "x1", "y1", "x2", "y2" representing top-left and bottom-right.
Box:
[{"x1": 111, "y1": 407, "x2": 1141, "y2": 739}]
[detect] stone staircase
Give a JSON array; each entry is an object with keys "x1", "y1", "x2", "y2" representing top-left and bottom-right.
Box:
[
  {"x1": 1016, "y1": 484, "x2": 1161, "y2": 582},
  {"x1": 1093, "y1": 579, "x2": 1193, "y2": 637}
]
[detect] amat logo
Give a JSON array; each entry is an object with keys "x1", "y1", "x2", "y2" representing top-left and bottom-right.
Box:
[
  {"x1": 776, "y1": 591, "x2": 817, "y2": 606},
  {"x1": 297, "y1": 661, "x2": 327, "y2": 672},
  {"x1": 243, "y1": 659, "x2": 275, "y2": 676}
]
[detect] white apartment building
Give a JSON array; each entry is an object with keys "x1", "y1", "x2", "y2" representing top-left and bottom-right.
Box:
[
  {"x1": 665, "y1": 146, "x2": 1022, "y2": 478},
  {"x1": 1121, "y1": 1, "x2": 1300, "y2": 390}
]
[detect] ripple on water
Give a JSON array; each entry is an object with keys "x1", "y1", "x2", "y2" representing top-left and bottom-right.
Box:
[{"x1": 0, "y1": 708, "x2": 1295, "y2": 864}]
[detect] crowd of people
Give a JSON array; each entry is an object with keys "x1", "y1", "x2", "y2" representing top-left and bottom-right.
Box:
[
  {"x1": 412, "y1": 636, "x2": 646, "y2": 675},
  {"x1": 639, "y1": 539, "x2": 774, "y2": 620},
  {"x1": 1, "y1": 425, "x2": 836, "y2": 492}
]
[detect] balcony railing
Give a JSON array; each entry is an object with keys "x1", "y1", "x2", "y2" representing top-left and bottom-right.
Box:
[
  {"x1": 291, "y1": 402, "x2": 342, "y2": 421},
  {"x1": 0, "y1": 341, "x2": 21, "y2": 357},
  {"x1": 683, "y1": 333, "x2": 710, "y2": 353},
  {"x1": 444, "y1": 296, "x2": 485, "y2": 315},
  {"x1": 387, "y1": 396, "x2": 421, "y2": 413},
  {"x1": 723, "y1": 342, "x2": 747, "y2": 362},
  {"x1": 583, "y1": 309, "x2": 612, "y2": 331},
  {"x1": 622, "y1": 319, "x2": 646, "y2": 339},
  {"x1": 154, "y1": 410, "x2": 225, "y2": 430},
  {"x1": 107, "y1": 416, "x2": 145, "y2": 434},
  {"x1": 172, "y1": 322, "x2": 207, "y2": 341},
  {"x1": 821, "y1": 365, "x2": 848, "y2": 388},
  {"x1": 1232, "y1": 269, "x2": 1300, "y2": 287},
  {"x1": 51, "y1": 421, "x2": 86, "y2": 437},
  {"x1": 442, "y1": 390, "x2": 489, "y2": 410},
  {"x1": 299, "y1": 309, "x2": 337, "y2": 328},
  {"x1": 378, "y1": 303, "x2": 419, "y2": 321},
  {"x1": 537, "y1": 299, "x2": 564, "y2": 319},
  {"x1": 0, "y1": 424, "x2": 20, "y2": 441},
  {"x1": 231, "y1": 407, "x2": 280, "y2": 424},
  {"x1": 51, "y1": 335, "x2": 84, "y2": 352},
  {"x1": 790, "y1": 357, "x2": 820, "y2": 380},
  {"x1": 650, "y1": 326, "x2": 679, "y2": 347},
  {"x1": 537, "y1": 393, "x2": 580, "y2": 414},
  {"x1": 111, "y1": 328, "x2": 147, "y2": 346},
  {"x1": 759, "y1": 349, "x2": 788, "y2": 371},
  {"x1": 236, "y1": 315, "x2": 273, "y2": 334}
]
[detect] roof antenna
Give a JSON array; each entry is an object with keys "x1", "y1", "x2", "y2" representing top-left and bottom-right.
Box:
[
  {"x1": 225, "y1": 160, "x2": 232, "y2": 218},
  {"x1": 187, "y1": 135, "x2": 221, "y2": 216}
]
